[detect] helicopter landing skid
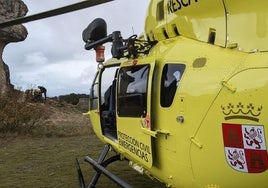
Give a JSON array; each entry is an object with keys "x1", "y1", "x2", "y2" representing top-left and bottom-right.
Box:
[{"x1": 76, "y1": 144, "x2": 132, "y2": 188}]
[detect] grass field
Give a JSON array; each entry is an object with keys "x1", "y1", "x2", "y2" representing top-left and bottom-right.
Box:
[
  {"x1": 0, "y1": 133, "x2": 165, "y2": 187},
  {"x1": 0, "y1": 99, "x2": 165, "y2": 187}
]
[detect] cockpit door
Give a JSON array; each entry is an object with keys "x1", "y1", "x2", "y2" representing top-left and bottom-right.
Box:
[{"x1": 116, "y1": 61, "x2": 155, "y2": 168}]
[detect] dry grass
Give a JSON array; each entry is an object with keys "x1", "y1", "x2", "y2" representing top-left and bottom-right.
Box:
[
  {"x1": 0, "y1": 134, "x2": 165, "y2": 187},
  {"x1": 0, "y1": 97, "x2": 165, "y2": 187}
]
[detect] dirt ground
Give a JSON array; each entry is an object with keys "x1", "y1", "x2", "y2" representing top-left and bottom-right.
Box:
[{"x1": 0, "y1": 100, "x2": 165, "y2": 187}]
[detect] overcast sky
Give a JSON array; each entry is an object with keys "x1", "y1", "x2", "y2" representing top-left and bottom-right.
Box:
[{"x1": 3, "y1": 0, "x2": 150, "y2": 97}]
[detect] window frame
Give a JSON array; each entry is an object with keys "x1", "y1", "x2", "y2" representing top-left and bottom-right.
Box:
[{"x1": 117, "y1": 64, "x2": 150, "y2": 117}]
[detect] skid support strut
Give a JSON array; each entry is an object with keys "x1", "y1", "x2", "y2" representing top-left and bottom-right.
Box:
[
  {"x1": 88, "y1": 144, "x2": 110, "y2": 187},
  {"x1": 83, "y1": 144, "x2": 131, "y2": 188}
]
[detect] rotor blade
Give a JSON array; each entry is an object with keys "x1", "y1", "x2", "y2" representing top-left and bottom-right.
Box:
[{"x1": 0, "y1": 0, "x2": 114, "y2": 28}]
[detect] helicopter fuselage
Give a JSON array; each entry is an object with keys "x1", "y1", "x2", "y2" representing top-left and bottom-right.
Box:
[
  {"x1": 88, "y1": 35, "x2": 268, "y2": 187},
  {"x1": 85, "y1": 0, "x2": 268, "y2": 187}
]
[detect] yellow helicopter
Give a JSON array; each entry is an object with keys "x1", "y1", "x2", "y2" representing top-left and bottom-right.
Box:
[
  {"x1": 80, "y1": 0, "x2": 268, "y2": 187},
  {"x1": 1, "y1": 0, "x2": 267, "y2": 187}
]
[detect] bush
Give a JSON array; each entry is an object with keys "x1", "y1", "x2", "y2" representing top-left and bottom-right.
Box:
[{"x1": 0, "y1": 92, "x2": 49, "y2": 135}]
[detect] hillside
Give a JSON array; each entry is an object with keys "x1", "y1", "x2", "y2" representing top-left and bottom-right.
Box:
[{"x1": 0, "y1": 93, "x2": 91, "y2": 137}]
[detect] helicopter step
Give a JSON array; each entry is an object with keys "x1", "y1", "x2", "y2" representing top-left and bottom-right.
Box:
[{"x1": 76, "y1": 144, "x2": 132, "y2": 188}]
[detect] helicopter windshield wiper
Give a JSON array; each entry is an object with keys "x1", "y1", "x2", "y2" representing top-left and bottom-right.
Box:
[{"x1": 0, "y1": 0, "x2": 114, "y2": 28}]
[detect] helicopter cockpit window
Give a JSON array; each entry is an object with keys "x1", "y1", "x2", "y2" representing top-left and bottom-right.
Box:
[
  {"x1": 161, "y1": 64, "x2": 185, "y2": 107},
  {"x1": 117, "y1": 65, "x2": 149, "y2": 117}
]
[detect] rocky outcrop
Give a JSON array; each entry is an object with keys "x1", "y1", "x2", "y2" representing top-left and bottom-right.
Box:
[{"x1": 0, "y1": 0, "x2": 28, "y2": 97}]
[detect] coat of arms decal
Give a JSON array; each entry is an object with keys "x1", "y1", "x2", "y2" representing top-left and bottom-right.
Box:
[{"x1": 222, "y1": 123, "x2": 268, "y2": 173}]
